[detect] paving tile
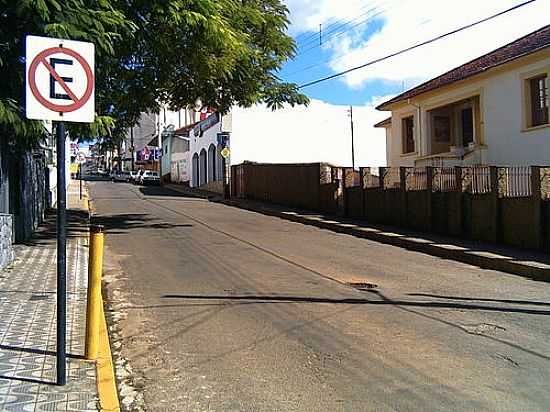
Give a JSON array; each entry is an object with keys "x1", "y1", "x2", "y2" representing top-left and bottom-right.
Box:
[{"x1": 0, "y1": 225, "x2": 99, "y2": 411}]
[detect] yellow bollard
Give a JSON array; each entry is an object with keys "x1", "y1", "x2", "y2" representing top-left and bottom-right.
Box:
[{"x1": 85, "y1": 224, "x2": 105, "y2": 360}]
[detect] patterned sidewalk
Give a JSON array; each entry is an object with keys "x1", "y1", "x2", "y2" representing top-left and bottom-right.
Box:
[{"x1": 0, "y1": 183, "x2": 98, "y2": 411}]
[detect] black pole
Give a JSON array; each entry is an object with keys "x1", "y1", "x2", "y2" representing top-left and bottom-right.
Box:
[
  {"x1": 56, "y1": 121, "x2": 67, "y2": 386},
  {"x1": 130, "y1": 127, "x2": 135, "y2": 172},
  {"x1": 79, "y1": 162, "x2": 82, "y2": 200}
]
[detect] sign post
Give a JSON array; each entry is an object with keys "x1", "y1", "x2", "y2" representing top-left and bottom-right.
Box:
[
  {"x1": 55, "y1": 121, "x2": 67, "y2": 386},
  {"x1": 77, "y1": 152, "x2": 86, "y2": 200},
  {"x1": 25, "y1": 35, "x2": 95, "y2": 386}
]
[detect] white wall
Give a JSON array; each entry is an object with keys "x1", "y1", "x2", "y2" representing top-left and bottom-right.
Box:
[
  {"x1": 231, "y1": 99, "x2": 388, "y2": 167},
  {"x1": 385, "y1": 52, "x2": 550, "y2": 166}
]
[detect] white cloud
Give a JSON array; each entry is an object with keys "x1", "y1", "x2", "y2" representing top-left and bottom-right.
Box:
[
  {"x1": 285, "y1": 0, "x2": 550, "y2": 89},
  {"x1": 330, "y1": 0, "x2": 550, "y2": 88},
  {"x1": 284, "y1": 0, "x2": 371, "y2": 35},
  {"x1": 231, "y1": 97, "x2": 390, "y2": 167}
]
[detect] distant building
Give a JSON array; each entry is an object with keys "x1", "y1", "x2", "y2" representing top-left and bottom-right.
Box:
[
  {"x1": 376, "y1": 24, "x2": 550, "y2": 167},
  {"x1": 188, "y1": 112, "x2": 232, "y2": 192}
]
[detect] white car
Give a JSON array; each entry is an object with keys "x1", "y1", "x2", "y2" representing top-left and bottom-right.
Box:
[
  {"x1": 132, "y1": 170, "x2": 143, "y2": 185},
  {"x1": 140, "y1": 171, "x2": 160, "y2": 185}
]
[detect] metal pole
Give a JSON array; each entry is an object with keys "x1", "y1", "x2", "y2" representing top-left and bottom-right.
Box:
[
  {"x1": 350, "y1": 105, "x2": 355, "y2": 170},
  {"x1": 79, "y1": 162, "x2": 82, "y2": 200},
  {"x1": 130, "y1": 127, "x2": 135, "y2": 172},
  {"x1": 56, "y1": 121, "x2": 67, "y2": 386}
]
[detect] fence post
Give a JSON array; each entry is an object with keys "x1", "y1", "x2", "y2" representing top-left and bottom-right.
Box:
[
  {"x1": 426, "y1": 167, "x2": 434, "y2": 232},
  {"x1": 359, "y1": 168, "x2": 366, "y2": 218},
  {"x1": 531, "y1": 166, "x2": 543, "y2": 250},
  {"x1": 453, "y1": 166, "x2": 464, "y2": 236},
  {"x1": 490, "y1": 166, "x2": 500, "y2": 243},
  {"x1": 378, "y1": 167, "x2": 385, "y2": 189},
  {"x1": 399, "y1": 167, "x2": 407, "y2": 226}
]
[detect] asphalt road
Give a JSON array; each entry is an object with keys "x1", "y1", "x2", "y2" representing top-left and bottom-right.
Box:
[{"x1": 89, "y1": 180, "x2": 550, "y2": 412}]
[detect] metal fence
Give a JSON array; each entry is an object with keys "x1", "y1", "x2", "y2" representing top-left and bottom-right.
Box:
[
  {"x1": 361, "y1": 167, "x2": 380, "y2": 188},
  {"x1": 342, "y1": 165, "x2": 548, "y2": 198},
  {"x1": 405, "y1": 167, "x2": 428, "y2": 191},
  {"x1": 498, "y1": 166, "x2": 532, "y2": 198},
  {"x1": 432, "y1": 167, "x2": 458, "y2": 192},
  {"x1": 462, "y1": 166, "x2": 492, "y2": 194},
  {"x1": 383, "y1": 167, "x2": 400, "y2": 189}
]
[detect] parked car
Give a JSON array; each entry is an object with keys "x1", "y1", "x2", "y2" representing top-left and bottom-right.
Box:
[
  {"x1": 128, "y1": 171, "x2": 139, "y2": 183},
  {"x1": 132, "y1": 170, "x2": 143, "y2": 185},
  {"x1": 140, "y1": 170, "x2": 160, "y2": 186},
  {"x1": 112, "y1": 171, "x2": 130, "y2": 182}
]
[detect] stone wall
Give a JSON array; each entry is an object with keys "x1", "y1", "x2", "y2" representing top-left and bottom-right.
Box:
[{"x1": 0, "y1": 213, "x2": 14, "y2": 268}]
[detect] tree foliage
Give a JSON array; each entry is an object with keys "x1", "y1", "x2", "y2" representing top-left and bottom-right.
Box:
[{"x1": 0, "y1": 0, "x2": 308, "y2": 148}]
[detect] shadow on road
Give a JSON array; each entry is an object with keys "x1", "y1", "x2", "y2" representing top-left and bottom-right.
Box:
[
  {"x1": 407, "y1": 293, "x2": 550, "y2": 307},
  {"x1": 161, "y1": 293, "x2": 550, "y2": 315},
  {"x1": 91, "y1": 213, "x2": 193, "y2": 234},
  {"x1": 139, "y1": 185, "x2": 205, "y2": 199}
]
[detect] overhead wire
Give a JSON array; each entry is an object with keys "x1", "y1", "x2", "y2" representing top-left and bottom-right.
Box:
[
  {"x1": 297, "y1": 0, "x2": 538, "y2": 89},
  {"x1": 291, "y1": 0, "x2": 382, "y2": 47}
]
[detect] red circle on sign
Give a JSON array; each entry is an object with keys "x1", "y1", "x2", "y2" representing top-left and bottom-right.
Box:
[{"x1": 28, "y1": 47, "x2": 94, "y2": 113}]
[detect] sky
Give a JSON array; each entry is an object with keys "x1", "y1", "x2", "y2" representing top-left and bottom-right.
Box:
[{"x1": 230, "y1": 0, "x2": 550, "y2": 166}]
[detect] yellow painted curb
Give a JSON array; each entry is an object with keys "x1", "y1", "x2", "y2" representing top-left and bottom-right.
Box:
[
  {"x1": 84, "y1": 185, "x2": 121, "y2": 411},
  {"x1": 97, "y1": 304, "x2": 120, "y2": 412}
]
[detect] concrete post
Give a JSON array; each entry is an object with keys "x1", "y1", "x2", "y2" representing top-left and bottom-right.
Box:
[
  {"x1": 426, "y1": 167, "x2": 434, "y2": 232},
  {"x1": 531, "y1": 166, "x2": 542, "y2": 250},
  {"x1": 399, "y1": 167, "x2": 407, "y2": 226},
  {"x1": 359, "y1": 167, "x2": 366, "y2": 218},
  {"x1": 85, "y1": 225, "x2": 105, "y2": 360},
  {"x1": 490, "y1": 166, "x2": 500, "y2": 243}
]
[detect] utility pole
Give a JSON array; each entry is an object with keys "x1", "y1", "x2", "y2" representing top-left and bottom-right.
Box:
[
  {"x1": 348, "y1": 105, "x2": 355, "y2": 170},
  {"x1": 319, "y1": 24, "x2": 322, "y2": 45}
]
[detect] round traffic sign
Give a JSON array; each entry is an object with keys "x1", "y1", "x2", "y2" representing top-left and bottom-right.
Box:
[{"x1": 28, "y1": 47, "x2": 94, "y2": 113}]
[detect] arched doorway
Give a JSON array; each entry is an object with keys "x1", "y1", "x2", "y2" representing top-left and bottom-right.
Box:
[
  {"x1": 207, "y1": 144, "x2": 216, "y2": 183},
  {"x1": 192, "y1": 153, "x2": 199, "y2": 187},
  {"x1": 199, "y1": 149, "x2": 207, "y2": 186}
]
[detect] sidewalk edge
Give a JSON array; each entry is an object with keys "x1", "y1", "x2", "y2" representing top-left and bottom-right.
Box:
[
  {"x1": 220, "y1": 199, "x2": 550, "y2": 282},
  {"x1": 85, "y1": 185, "x2": 121, "y2": 412},
  {"x1": 97, "y1": 305, "x2": 120, "y2": 412}
]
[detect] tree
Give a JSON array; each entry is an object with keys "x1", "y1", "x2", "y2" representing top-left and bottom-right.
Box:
[{"x1": 0, "y1": 0, "x2": 308, "y2": 147}]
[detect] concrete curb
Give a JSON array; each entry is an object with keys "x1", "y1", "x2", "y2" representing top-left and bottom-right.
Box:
[
  {"x1": 84, "y1": 183, "x2": 121, "y2": 412},
  {"x1": 220, "y1": 199, "x2": 550, "y2": 282}
]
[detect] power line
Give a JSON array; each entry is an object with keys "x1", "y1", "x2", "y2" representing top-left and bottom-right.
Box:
[
  {"x1": 289, "y1": 8, "x2": 387, "y2": 71},
  {"x1": 298, "y1": 0, "x2": 537, "y2": 89},
  {"x1": 295, "y1": 0, "x2": 392, "y2": 56},
  {"x1": 286, "y1": 13, "x2": 430, "y2": 78},
  {"x1": 292, "y1": 0, "x2": 381, "y2": 47}
]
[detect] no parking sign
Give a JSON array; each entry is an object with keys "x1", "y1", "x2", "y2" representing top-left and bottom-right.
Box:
[{"x1": 25, "y1": 35, "x2": 95, "y2": 123}]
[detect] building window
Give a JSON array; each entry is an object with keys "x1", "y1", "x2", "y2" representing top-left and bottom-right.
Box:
[
  {"x1": 402, "y1": 116, "x2": 415, "y2": 154},
  {"x1": 433, "y1": 115, "x2": 451, "y2": 143},
  {"x1": 461, "y1": 108, "x2": 474, "y2": 146},
  {"x1": 528, "y1": 74, "x2": 549, "y2": 127}
]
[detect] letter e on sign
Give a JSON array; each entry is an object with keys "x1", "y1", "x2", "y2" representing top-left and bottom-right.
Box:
[{"x1": 25, "y1": 35, "x2": 95, "y2": 123}]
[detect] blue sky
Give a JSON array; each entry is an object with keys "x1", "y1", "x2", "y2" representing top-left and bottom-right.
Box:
[
  {"x1": 278, "y1": 17, "x2": 395, "y2": 105},
  {"x1": 279, "y1": 0, "x2": 550, "y2": 106}
]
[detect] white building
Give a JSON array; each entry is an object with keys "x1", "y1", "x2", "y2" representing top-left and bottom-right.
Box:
[
  {"x1": 376, "y1": 24, "x2": 550, "y2": 167},
  {"x1": 188, "y1": 112, "x2": 232, "y2": 191}
]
